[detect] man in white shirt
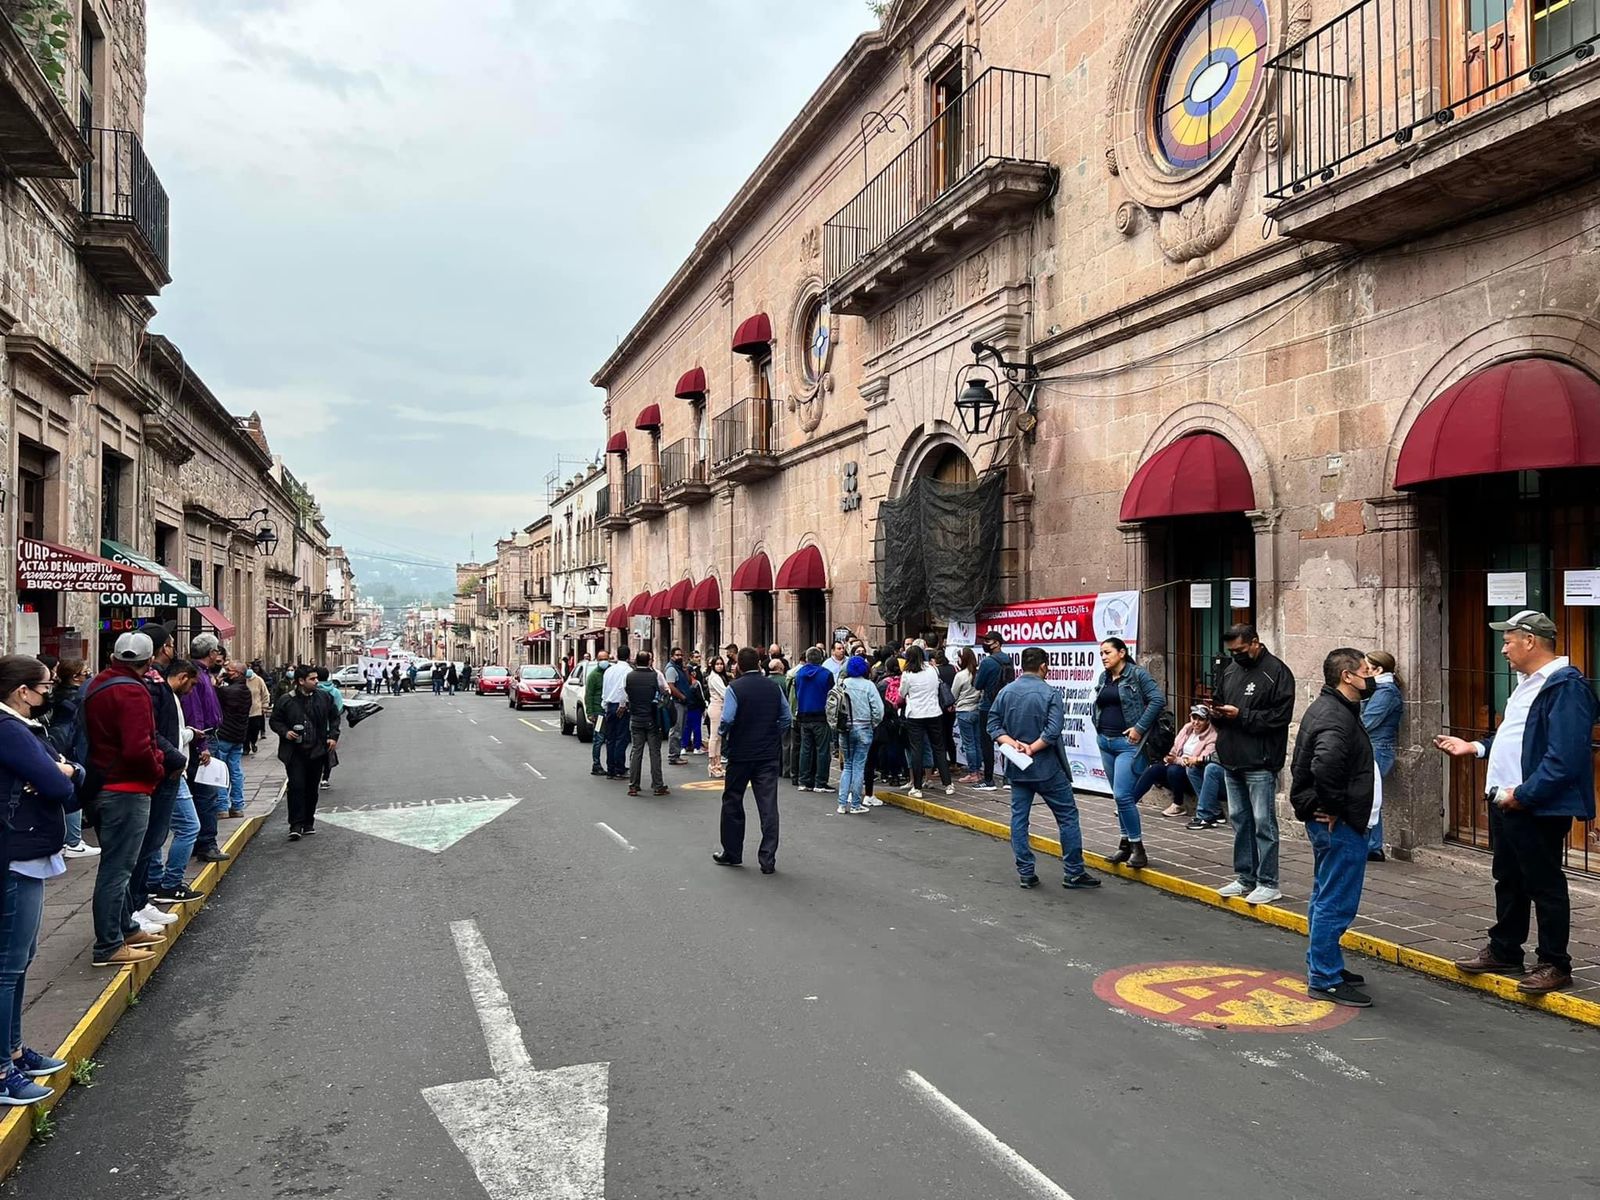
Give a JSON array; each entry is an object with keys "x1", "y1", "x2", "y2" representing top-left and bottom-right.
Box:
[
  {"x1": 1435, "y1": 610, "x2": 1597, "y2": 994},
  {"x1": 601, "y1": 650, "x2": 634, "y2": 779},
  {"x1": 823, "y1": 641, "x2": 847, "y2": 680}
]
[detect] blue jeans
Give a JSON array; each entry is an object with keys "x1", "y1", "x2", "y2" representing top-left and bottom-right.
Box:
[
  {"x1": 604, "y1": 703, "x2": 629, "y2": 775},
  {"x1": 1367, "y1": 814, "x2": 1384, "y2": 854},
  {"x1": 91, "y1": 790, "x2": 152, "y2": 960},
  {"x1": 131, "y1": 775, "x2": 181, "y2": 913},
  {"x1": 64, "y1": 807, "x2": 83, "y2": 846},
  {"x1": 681, "y1": 710, "x2": 703, "y2": 752},
  {"x1": 1304, "y1": 819, "x2": 1369, "y2": 989},
  {"x1": 0, "y1": 872, "x2": 45, "y2": 1054},
  {"x1": 798, "y1": 716, "x2": 830, "y2": 789},
  {"x1": 151, "y1": 778, "x2": 200, "y2": 892},
  {"x1": 837, "y1": 725, "x2": 873, "y2": 809},
  {"x1": 956, "y1": 710, "x2": 982, "y2": 772},
  {"x1": 1131, "y1": 762, "x2": 1191, "y2": 805},
  {"x1": 1095, "y1": 733, "x2": 1144, "y2": 841},
  {"x1": 213, "y1": 739, "x2": 246, "y2": 812},
  {"x1": 1011, "y1": 773, "x2": 1086, "y2": 880},
  {"x1": 1223, "y1": 767, "x2": 1280, "y2": 888},
  {"x1": 1187, "y1": 762, "x2": 1226, "y2": 822},
  {"x1": 591, "y1": 718, "x2": 605, "y2": 770}
]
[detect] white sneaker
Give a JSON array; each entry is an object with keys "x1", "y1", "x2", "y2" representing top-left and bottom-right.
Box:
[
  {"x1": 799, "y1": 786, "x2": 813, "y2": 793},
  {"x1": 135, "y1": 905, "x2": 178, "y2": 927},
  {"x1": 836, "y1": 804, "x2": 850, "y2": 815},
  {"x1": 863, "y1": 796, "x2": 883, "y2": 807},
  {"x1": 907, "y1": 788, "x2": 924, "y2": 799},
  {"x1": 137, "y1": 917, "x2": 163, "y2": 935},
  {"x1": 1245, "y1": 885, "x2": 1283, "y2": 906},
  {"x1": 1217, "y1": 880, "x2": 1249, "y2": 898},
  {"x1": 944, "y1": 785, "x2": 955, "y2": 797},
  {"x1": 61, "y1": 841, "x2": 101, "y2": 859}
]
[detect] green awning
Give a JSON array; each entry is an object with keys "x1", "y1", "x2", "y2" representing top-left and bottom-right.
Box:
[{"x1": 99, "y1": 539, "x2": 211, "y2": 608}]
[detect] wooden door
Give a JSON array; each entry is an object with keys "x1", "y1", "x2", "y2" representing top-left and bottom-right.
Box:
[
  {"x1": 1445, "y1": 0, "x2": 1530, "y2": 110},
  {"x1": 929, "y1": 62, "x2": 965, "y2": 196},
  {"x1": 1164, "y1": 515, "x2": 1256, "y2": 711}
]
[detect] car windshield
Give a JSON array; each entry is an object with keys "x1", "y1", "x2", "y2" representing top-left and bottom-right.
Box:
[
  {"x1": 483, "y1": 667, "x2": 510, "y2": 678},
  {"x1": 520, "y1": 666, "x2": 557, "y2": 680}
]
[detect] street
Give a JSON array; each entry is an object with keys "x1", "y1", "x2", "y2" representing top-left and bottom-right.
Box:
[{"x1": 8, "y1": 692, "x2": 1597, "y2": 1200}]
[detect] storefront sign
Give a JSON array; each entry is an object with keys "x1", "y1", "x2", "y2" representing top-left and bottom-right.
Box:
[
  {"x1": 976, "y1": 591, "x2": 1140, "y2": 796},
  {"x1": 1189, "y1": 583, "x2": 1213, "y2": 609},
  {"x1": 630, "y1": 615, "x2": 652, "y2": 641},
  {"x1": 1564, "y1": 570, "x2": 1600, "y2": 607},
  {"x1": 15, "y1": 538, "x2": 155, "y2": 594},
  {"x1": 945, "y1": 619, "x2": 977, "y2": 647},
  {"x1": 1229, "y1": 579, "x2": 1252, "y2": 608},
  {"x1": 98, "y1": 589, "x2": 193, "y2": 608},
  {"x1": 1486, "y1": 571, "x2": 1528, "y2": 608},
  {"x1": 266, "y1": 601, "x2": 293, "y2": 622}
]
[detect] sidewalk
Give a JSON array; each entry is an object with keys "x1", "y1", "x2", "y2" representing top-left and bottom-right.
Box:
[
  {"x1": 876, "y1": 775, "x2": 1600, "y2": 1023},
  {"x1": 0, "y1": 768, "x2": 280, "y2": 1172}
]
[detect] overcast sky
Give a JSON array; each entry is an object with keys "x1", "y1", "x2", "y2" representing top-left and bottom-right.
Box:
[{"x1": 145, "y1": 0, "x2": 873, "y2": 567}]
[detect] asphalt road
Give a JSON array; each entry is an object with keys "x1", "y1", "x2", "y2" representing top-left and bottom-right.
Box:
[{"x1": 8, "y1": 689, "x2": 1598, "y2": 1200}]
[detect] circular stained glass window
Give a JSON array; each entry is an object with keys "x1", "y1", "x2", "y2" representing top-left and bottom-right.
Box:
[
  {"x1": 1149, "y1": 0, "x2": 1270, "y2": 173},
  {"x1": 802, "y1": 296, "x2": 831, "y2": 385}
]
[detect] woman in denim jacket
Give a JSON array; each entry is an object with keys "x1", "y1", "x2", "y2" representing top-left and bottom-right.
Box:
[
  {"x1": 1361, "y1": 650, "x2": 1404, "y2": 862},
  {"x1": 1094, "y1": 638, "x2": 1166, "y2": 868}
]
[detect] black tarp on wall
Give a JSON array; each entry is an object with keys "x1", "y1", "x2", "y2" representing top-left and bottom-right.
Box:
[{"x1": 875, "y1": 470, "x2": 1005, "y2": 625}]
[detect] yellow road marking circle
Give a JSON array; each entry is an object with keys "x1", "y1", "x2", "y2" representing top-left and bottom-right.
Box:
[{"x1": 1093, "y1": 962, "x2": 1360, "y2": 1032}]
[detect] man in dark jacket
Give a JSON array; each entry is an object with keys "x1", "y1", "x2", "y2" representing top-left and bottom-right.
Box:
[
  {"x1": 1210, "y1": 623, "x2": 1296, "y2": 906},
  {"x1": 1435, "y1": 610, "x2": 1598, "y2": 994},
  {"x1": 127, "y1": 631, "x2": 194, "y2": 932},
  {"x1": 584, "y1": 651, "x2": 610, "y2": 776},
  {"x1": 714, "y1": 646, "x2": 793, "y2": 873},
  {"x1": 1290, "y1": 648, "x2": 1377, "y2": 1008},
  {"x1": 623, "y1": 650, "x2": 668, "y2": 796},
  {"x1": 270, "y1": 665, "x2": 341, "y2": 840},
  {"x1": 973, "y1": 633, "x2": 1015, "y2": 791},
  {"x1": 792, "y1": 648, "x2": 833, "y2": 792},
  {"x1": 84, "y1": 632, "x2": 169, "y2": 968},
  {"x1": 213, "y1": 660, "x2": 253, "y2": 818}
]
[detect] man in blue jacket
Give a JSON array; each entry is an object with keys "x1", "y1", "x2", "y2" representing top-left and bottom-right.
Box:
[
  {"x1": 1435, "y1": 610, "x2": 1597, "y2": 994},
  {"x1": 792, "y1": 648, "x2": 834, "y2": 792}
]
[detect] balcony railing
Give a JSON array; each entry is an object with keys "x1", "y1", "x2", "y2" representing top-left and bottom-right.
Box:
[
  {"x1": 824, "y1": 67, "x2": 1048, "y2": 283},
  {"x1": 80, "y1": 127, "x2": 170, "y2": 268},
  {"x1": 712, "y1": 398, "x2": 776, "y2": 466},
  {"x1": 1267, "y1": 0, "x2": 1600, "y2": 201},
  {"x1": 660, "y1": 437, "x2": 711, "y2": 494},
  {"x1": 623, "y1": 462, "x2": 661, "y2": 511},
  {"x1": 595, "y1": 484, "x2": 611, "y2": 521}
]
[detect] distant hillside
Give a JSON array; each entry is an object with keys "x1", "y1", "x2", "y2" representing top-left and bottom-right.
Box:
[{"x1": 347, "y1": 551, "x2": 457, "y2": 607}]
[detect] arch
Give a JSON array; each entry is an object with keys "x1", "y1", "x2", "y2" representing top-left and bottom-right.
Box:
[
  {"x1": 1381, "y1": 313, "x2": 1600, "y2": 495},
  {"x1": 888, "y1": 422, "x2": 977, "y2": 500},
  {"x1": 1134, "y1": 401, "x2": 1278, "y2": 513}
]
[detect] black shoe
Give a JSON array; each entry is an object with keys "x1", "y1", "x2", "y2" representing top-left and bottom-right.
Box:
[
  {"x1": 1019, "y1": 875, "x2": 1041, "y2": 889},
  {"x1": 1308, "y1": 981, "x2": 1372, "y2": 1008},
  {"x1": 151, "y1": 884, "x2": 205, "y2": 904},
  {"x1": 301, "y1": 825, "x2": 317, "y2": 836},
  {"x1": 287, "y1": 828, "x2": 302, "y2": 842},
  {"x1": 1340, "y1": 968, "x2": 1366, "y2": 986},
  {"x1": 760, "y1": 865, "x2": 775, "y2": 875},
  {"x1": 1107, "y1": 838, "x2": 1133, "y2": 865},
  {"x1": 590, "y1": 767, "x2": 606, "y2": 776},
  {"x1": 1186, "y1": 817, "x2": 1222, "y2": 830},
  {"x1": 1127, "y1": 841, "x2": 1148, "y2": 869},
  {"x1": 1063, "y1": 873, "x2": 1103, "y2": 889},
  {"x1": 193, "y1": 846, "x2": 230, "y2": 863},
  {"x1": 1367, "y1": 850, "x2": 1386, "y2": 862},
  {"x1": 711, "y1": 851, "x2": 742, "y2": 867}
]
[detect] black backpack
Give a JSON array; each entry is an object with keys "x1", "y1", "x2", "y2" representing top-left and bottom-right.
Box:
[{"x1": 1142, "y1": 710, "x2": 1177, "y2": 762}]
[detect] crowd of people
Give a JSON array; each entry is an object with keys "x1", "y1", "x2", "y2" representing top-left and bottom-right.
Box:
[{"x1": 562, "y1": 607, "x2": 1593, "y2": 1009}]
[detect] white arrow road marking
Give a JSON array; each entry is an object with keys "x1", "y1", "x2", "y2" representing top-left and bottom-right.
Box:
[
  {"x1": 595, "y1": 822, "x2": 635, "y2": 852},
  {"x1": 523, "y1": 762, "x2": 546, "y2": 780},
  {"x1": 903, "y1": 1069, "x2": 1074, "y2": 1200},
  {"x1": 424, "y1": 920, "x2": 610, "y2": 1200}
]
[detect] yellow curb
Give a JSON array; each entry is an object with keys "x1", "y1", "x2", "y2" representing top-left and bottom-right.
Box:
[
  {"x1": 0, "y1": 793, "x2": 276, "y2": 1179},
  {"x1": 876, "y1": 789, "x2": 1600, "y2": 1029}
]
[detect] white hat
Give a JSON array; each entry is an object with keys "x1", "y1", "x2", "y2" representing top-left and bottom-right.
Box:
[{"x1": 113, "y1": 631, "x2": 154, "y2": 663}]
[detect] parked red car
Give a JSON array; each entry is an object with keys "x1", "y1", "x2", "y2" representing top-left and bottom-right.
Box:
[
  {"x1": 509, "y1": 665, "x2": 561, "y2": 710},
  {"x1": 475, "y1": 666, "x2": 512, "y2": 696}
]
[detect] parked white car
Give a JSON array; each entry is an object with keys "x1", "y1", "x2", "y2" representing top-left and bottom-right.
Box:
[{"x1": 560, "y1": 660, "x2": 600, "y2": 742}]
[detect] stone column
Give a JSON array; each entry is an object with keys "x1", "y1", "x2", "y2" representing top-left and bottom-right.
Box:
[{"x1": 1248, "y1": 508, "x2": 1285, "y2": 646}]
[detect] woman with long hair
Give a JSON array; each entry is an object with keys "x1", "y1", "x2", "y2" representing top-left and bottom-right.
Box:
[
  {"x1": 897, "y1": 645, "x2": 953, "y2": 799},
  {"x1": 1094, "y1": 637, "x2": 1166, "y2": 869},
  {"x1": 1362, "y1": 650, "x2": 1404, "y2": 862},
  {"x1": 0, "y1": 654, "x2": 78, "y2": 1106},
  {"x1": 45, "y1": 659, "x2": 97, "y2": 860},
  {"x1": 705, "y1": 656, "x2": 730, "y2": 779}
]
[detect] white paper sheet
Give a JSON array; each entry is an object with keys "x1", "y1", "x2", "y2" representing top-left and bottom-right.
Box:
[
  {"x1": 998, "y1": 743, "x2": 1034, "y2": 772},
  {"x1": 194, "y1": 757, "x2": 231, "y2": 789}
]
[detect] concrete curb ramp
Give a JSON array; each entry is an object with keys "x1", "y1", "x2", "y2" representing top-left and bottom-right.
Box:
[
  {"x1": 876, "y1": 788, "x2": 1600, "y2": 1030},
  {"x1": 0, "y1": 809, "x2": 268, "y2": 1180}
]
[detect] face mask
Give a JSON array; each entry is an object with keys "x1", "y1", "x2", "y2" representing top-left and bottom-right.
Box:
[
  {"x1": 1230, "y1": 649, "x2": 1254, "y2": 667},
  {"x1": 1351, "y1": 673, "x2": 1376, "y2": 698},
  {"x1": 245, "y1": 669, "x2": 255, "y2": 679}
]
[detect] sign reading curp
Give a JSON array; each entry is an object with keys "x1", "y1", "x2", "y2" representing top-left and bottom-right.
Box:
[
  {"x1": 976, "y1": 591, "x2": 1140, "y2": 796},
  {"x1": 16, "y1": 538, "x2": 157, "y2": 594}
]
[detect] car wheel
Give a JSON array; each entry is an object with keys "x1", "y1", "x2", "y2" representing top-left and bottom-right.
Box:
[
  {"x1": 575, "y1": 707, "x2": 592, "y2": 743},
  {"x1": 560, "y1": 707, "x2": 575, "y2": 736}
]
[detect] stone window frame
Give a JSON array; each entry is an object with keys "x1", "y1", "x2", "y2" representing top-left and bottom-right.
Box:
[{"x1": 1105, "y1": 0, "x2": 1290, "y2": 211}]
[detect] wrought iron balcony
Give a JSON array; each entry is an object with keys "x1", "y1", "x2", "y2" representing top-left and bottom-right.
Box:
[
  {"x1": 1267, "y1": 0, "x2": 1600, "y2": 246},
  {"x1": 78, "y1": 127, "x2": 171, "y2": 294},
  {"x1": 712, "y1": 398, "x2": 779, "y2": 483},
  {"x1": 823, "y1": 67, "x2": 1052, "y2": 316},
  {"x1": 660, "y1": 437, "x2": 714, "y2": 504},
  {"x1": 596, "y1": 482, "x2": 627, "y2": 531},
  {"x1": 623, "y1": 462, "x2": 665, "y2": 520}
]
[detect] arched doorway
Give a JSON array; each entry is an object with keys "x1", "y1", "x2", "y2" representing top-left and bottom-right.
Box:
[{"x1": 876, "y1": 438, "x2": 988, "y2": 644}]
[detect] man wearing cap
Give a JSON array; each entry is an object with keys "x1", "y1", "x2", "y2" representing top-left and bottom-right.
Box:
[
  {"x1": 1435, "y1": 610, "x2": 1597, "y2": 994},
  {"x1": 83, "y1": 632, "x2": 168, "y2": 968}
]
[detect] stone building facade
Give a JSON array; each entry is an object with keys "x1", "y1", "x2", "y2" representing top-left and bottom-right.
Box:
[
  {"x1": 594, "y1": 0, "x2": 1600, "y2": 870},
  {"x1": 548, "y1": 464, "x2": 610, "y2": 665}
]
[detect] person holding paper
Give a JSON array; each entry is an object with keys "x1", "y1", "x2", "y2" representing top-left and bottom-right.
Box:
[{"x1": 988, "y1": 647, "x2": 1101, "y2": 891}]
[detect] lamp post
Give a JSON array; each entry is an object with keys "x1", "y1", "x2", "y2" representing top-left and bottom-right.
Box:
[
  {"x1": 222, "y1": 506, "x2": 281, "y2": 555},
  {"x1": 954, "y1": 340, "x2": 1038, "y2": 438}
]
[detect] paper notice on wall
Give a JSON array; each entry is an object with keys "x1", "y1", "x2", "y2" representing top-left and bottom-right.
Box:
[
  {"x1": 1189, "y1": 583, "x2": 1213, "y2": 609},
  {"x1": 1564, "y1": 571, "x2": 1600, "y2": 607},
  {"x1": 1229, "y1": 579, "x2": 1251, "y2": 608},
  {"x1": 1486, "y1": 572, "x2": 1528, "y2": 608},
  {"x1": 13, "y1": 611, "x2": 39, "y2": 657}
]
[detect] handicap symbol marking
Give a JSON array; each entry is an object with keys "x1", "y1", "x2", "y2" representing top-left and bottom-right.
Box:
[
  {"x1": 1092, "y1": 962, "x2": 1360, "y2": 1032},
  {"x1": 317, "y1": 795, "x2": 524, "y2": 853}
]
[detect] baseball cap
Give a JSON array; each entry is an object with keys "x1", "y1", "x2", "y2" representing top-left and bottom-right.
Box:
[
  {"x1": 112, "y1": 631, "x2": 154, "y2": 663},
  {"x1": 1190, "y1": 703, "x2": 1210, "y2": 718},
  {"x1": 1489, "y1": 609, "x2": 1558, "y2": 638},
  {"x1": 982, "y1": 631, "x2": 1003, "y2": 645}
]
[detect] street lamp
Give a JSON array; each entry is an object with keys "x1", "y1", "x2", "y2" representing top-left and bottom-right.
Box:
[
  {"x1": 954, "y1": 340, "x2": 1038, "y2": 438},
  {"x1": 223, "y1": 506, "x2": 281, "y2": 555}
]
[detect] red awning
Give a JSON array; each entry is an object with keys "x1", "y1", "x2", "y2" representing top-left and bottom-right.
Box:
[
  {"x1": 1396, "y1": 358, "x2": 1600, "y2": 488},
  {"x1": 1119, "y1": 433, "x2": 1256, "y2": 522},
  {"x1": 664, "y1": 578, "x2": 694, "y2": 611},
  {"x1": 606, "y1": 431, "x2": 628, "y2": 455},
  {"x1": 14, "y1": 537, "x2": 160, "y2": 594},
  {"x1": 626, "y1": 590, "x2": 653, "y2": 617},
  {"x1": 776, "y1": 545, "x2": 827, "y2": 590},
  {"x1": 198, "y1": 605, "x2": 237, "y2": 640},
  {"x1": 605, "y1": 605, "x2": 629, "y2": 630},
  {"x1": 674, "y1": 367, "x2": 707, "y2": 400},
  {"x1": 647, "y1": 590, "x2": 672, "y2": 618},
  {"x1": 266, "y1": 600, "x2": 292, "y2": 621},
  {"x1": 731, "y1": 552, "x2": 773, "y2": 592},
  {"x1": 522, "y1": 629, "x2": 551, "y2": 643},
  {"x1": 732, "y1": 312, "x2": 773, "y2": 356},
  {"x1": 634, "y1": 404, "x2": 662, "y2": 431},
  {"x1": 688, "y1": 576, "x2": 721, "y2": 612}
]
